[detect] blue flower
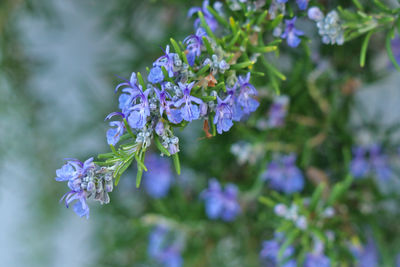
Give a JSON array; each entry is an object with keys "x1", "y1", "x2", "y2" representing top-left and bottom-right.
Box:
[
  {"x1": 154, "y1": 45, "x2": 176, "y2": 78},
  {"x1": 308, "y1": 6, "x2": 324, "y2": 21},
  {"x1": 144, "y1": 154, "x2": 174, "y2": 199},
  {"x1": 148, "y1": 66, "x2": 164, "y2": 84},
  {"x1": 184, "y1": 28, "x2": 207, "y2": 66},
  {"x1": 267, "y1": 95, "x2": 289, "y2": 128},
  {"x1": 226, "y1": 83, "x2": 244, "y2": 121},
  {"x1": 369, "y1": 144, "x2": 392, "y2": 180},
  {"x1": 127, "y1": 85, "x2": 151, "y2": 129},
  {"x1": 351, "y1": 236, "x2": 379, "y2": 267},
  {"x1": 201, "y1": 178, "x2": 240, "y2": 221},
  {"x1": 262, "y1": 154, "x2": 304, "y2": 194},
  {"x1": 350, "y1": 144, "x2": 392, "y2": 180},
  {"x1": 281, "y1": 17, "x2": 304, "y2": 48},
  {"x1": 115, "y1": 72, "x2": 143, "y2": 114},
  {"x1": 106, "y1": 121, "x2": 125, "y2": 146},
  {"x1": 174, "y1": 82, "x2": 203, "y2": 122},
  {"x1": 213, "y1": 95, "x2": 233, "y2": 134},
  {"x1": 304, "y1": 253, "x2": 330, "y2": 267},
  {"x1": 260, "y1": 233, "x2": 297, "y2": 267},
  {"x1": 296, "y1": 0, "x2": 309, "y2": 10},
  {"x1": 56, "y1": 158, "x2": 95, "y2": 219},
  {"x1": 350, "y1": 147, "x2": 370, "y2": 178},
  {"x1": 148, "y1": 225, "x2": 183, "y2": 267},
  {"x1": 188, "y1": 0, "x2": 218, "y2": 32},
  {"x1": 155, "y1": 87, "x2": 183, "y2": 124},
  {"x1": 237, "y1": 72, "x2": 259, "y2": 115}
]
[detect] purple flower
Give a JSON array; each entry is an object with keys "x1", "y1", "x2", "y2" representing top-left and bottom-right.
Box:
[
  {"x1": 350, "y1": 144, "x2": 392, "y2": 180},
  {"x1": 391, "y1": 35, "x2": 400, "y2": 67},
  {"x1": 106, "y1": 121, "x2": 125, "y2": 146},
  {"x1": 174, "y1": 82, "x2": 203, "y2": 122},
  {"x1": 155, "y1": 87, "x2": 183, "y2": 124},
  {"x1": 201, "y1": 178, "x2": 240, "y2": 221},
  {"x1": 115, "y1": 72, "x2": 142, "y2": 114},
  {"x1": 154, "y1": 45, "x2": 176, "y2": 78},
  {"x1": 281, "y1": 17, "x2": 304, "y2": 48},
  {"x1": 188, "y1": 0, "x2": 218, "y2": 32},
  {"x1": 267, "y1": 95, "x2": 289, "y2": 128},
  {"x1": 144, "y1": 154, "x2": 174, "y2": 199},
  {"x1": 148, "y1": 66, "x2": 164, "y2": 84},
  {"x1": 350, "y1": 147, "x2": 370, "y2": 178},
  {"x1": 148, "y1": 226, "x2": 183, "y2": 267},
  {"x1": 369, "y1": 144, "x2": 392, "y2": 180},
  {"x1": 262, "y1": 154, "x2": 304, "y2": 194},
  {"x1": 213, "y1": 95, "x2": 233, "y2": 134},
  {"x1": 351, "y1": 236, "x2": 379, "y2": 267},
  {"x1": 237, "y1": 72, "x2": 259, "y2": 115},
  {"x1": 308, "y1": 7, "x2": 324, "y2": 21},
  {"x1": 56, "y1": 158, "x2": 95, "y2": 219},
  {"x1": 260, "y1": 234, "x2": 297, "y2": 267},
  {"x1": 184, "y1": 28, "x2": 207, "y2": 66},
  {"x1": 127, "y1": 85, "x2": 151, "y2": 129},
  {"x1": 226, "y1": 83, "x2": 244, "y2": 121},
  {"x1": 304, "y1": 253, "x2": 330, "y2": 267},
  {"x1": 296, "y1": 0, "x2": 309, "y2": 10}
]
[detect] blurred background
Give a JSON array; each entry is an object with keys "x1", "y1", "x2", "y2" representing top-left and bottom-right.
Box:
[{"x1": 1, "y1": 1, "x2": 400, "y2": 267}]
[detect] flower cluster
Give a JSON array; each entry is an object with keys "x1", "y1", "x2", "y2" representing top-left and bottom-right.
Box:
[
  {"x1": 274, "y1": 203, "x2": 308, "y2": 230},
  {"x1": 55, "y1": 158, "x2": 114, "y2": 218},
  {"x1": 350, "y1": 144, "x2": 392, "y2": 180},
  {"x1": 262, "y1": 154, "x2": 304, "y2": 194},
  {"x1": 201, "y1": 178, "x2": 241, "y2": 221},
  {"x1": 308, "y1": 7, "x2": 345, "y2": 45},
  {"x1": 148, "y1": 225, "x2": 184, "y2": 267}
]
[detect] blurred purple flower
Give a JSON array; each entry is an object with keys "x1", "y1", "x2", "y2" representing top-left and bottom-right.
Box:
[
  {"x1": 188, "y1": 0, "x2": 218, "y2": 32},
  {"x1": 148, "y1": 225, "x2": 183, "y2": 267},
  {"x1": 201, "y1": 178, "x2": 240, "y2": 221},
  {"x1": 267, "y1": 95, "x2": 289, "y2": 128},
  {"x1": 226, "y1": 83, "x2": 244, "y2": 121},
  {"x1": 155, "y1": 86, "x2": 183, "y2": 124},
  {"x1": 281, "y1": 17, "x2": 304, "y2": 48},
  {"x1": 144, "y1": 154, "x2": 174, "y2": 199},
  {"x1": 260, "y1": 233, "x2": 297, "y2": 267},
  {"x1": 351, "y1": 236, "x2": 379, "y2": 267},
  {"x1": 304, "y1": 252, "x2": 330, "y2": 267},
  {"x1": 262, "y1": 154, "x2": 304, "y2": 194}
]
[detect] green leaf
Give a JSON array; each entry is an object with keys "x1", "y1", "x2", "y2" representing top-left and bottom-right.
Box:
[
  {"x1": 197, "y1": 63, "x2": 210, "y2": 76},
  {"x1": 360, "y1": 31, "x2": 373, "y2": 67},
  {"x1": 123, "y1": 118, "x2": 136, "y2": 138},
  {"x1": 198, "y1": 11, "x2": 217, "y2": 41},
  {"x1": 154, "y1": 136, "x2": 171, "y2": 156},
  {"x1": 172, "y1": 153, "x2": 181, "y2": 175},
  {"x1": 231, "y1": 61, "x2": 254, "y2": 70},
  {"x1": 258, "y1": 196, "x2": 275, "y2": 207},
  {"x1": 352, "y1": 0, "x2": 364, "y2": 11},
  {"x1": 227, "y1": 31, "x2": 241, "y2": 48},
  {"x1": 202, "y1": 36, "x2": 214, "y2": 55},
  {"x1": 137, "y1": 72, "x2": 146, "y2": 88},
  {"x1": 170, "y1": 38, "x2": 182, "y2": 54},
  {"x1": 261, "y1": 57, "x2": 286, "y2": 81},
  {"x1": 206, "y1": 6, "x2": 229, "y2": 28},
  {"x1": 278, "y1": 229, "x2": 300, "y2": 260},
  {"x1": 201, "y1": 95, "x2": 216, "y2": 102},
  {"x1": 385, "y1": 30, "x2": 400, "y2": 71},
  {"x1": 310, "y1": 183, "x2": 325, "y2": 211},
  {"x1": 250, "y1": 45, "x2": 277, "y2": 53},
  {"x1": 256, "y1": 9, "x2": 269, "y2": 26}
]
